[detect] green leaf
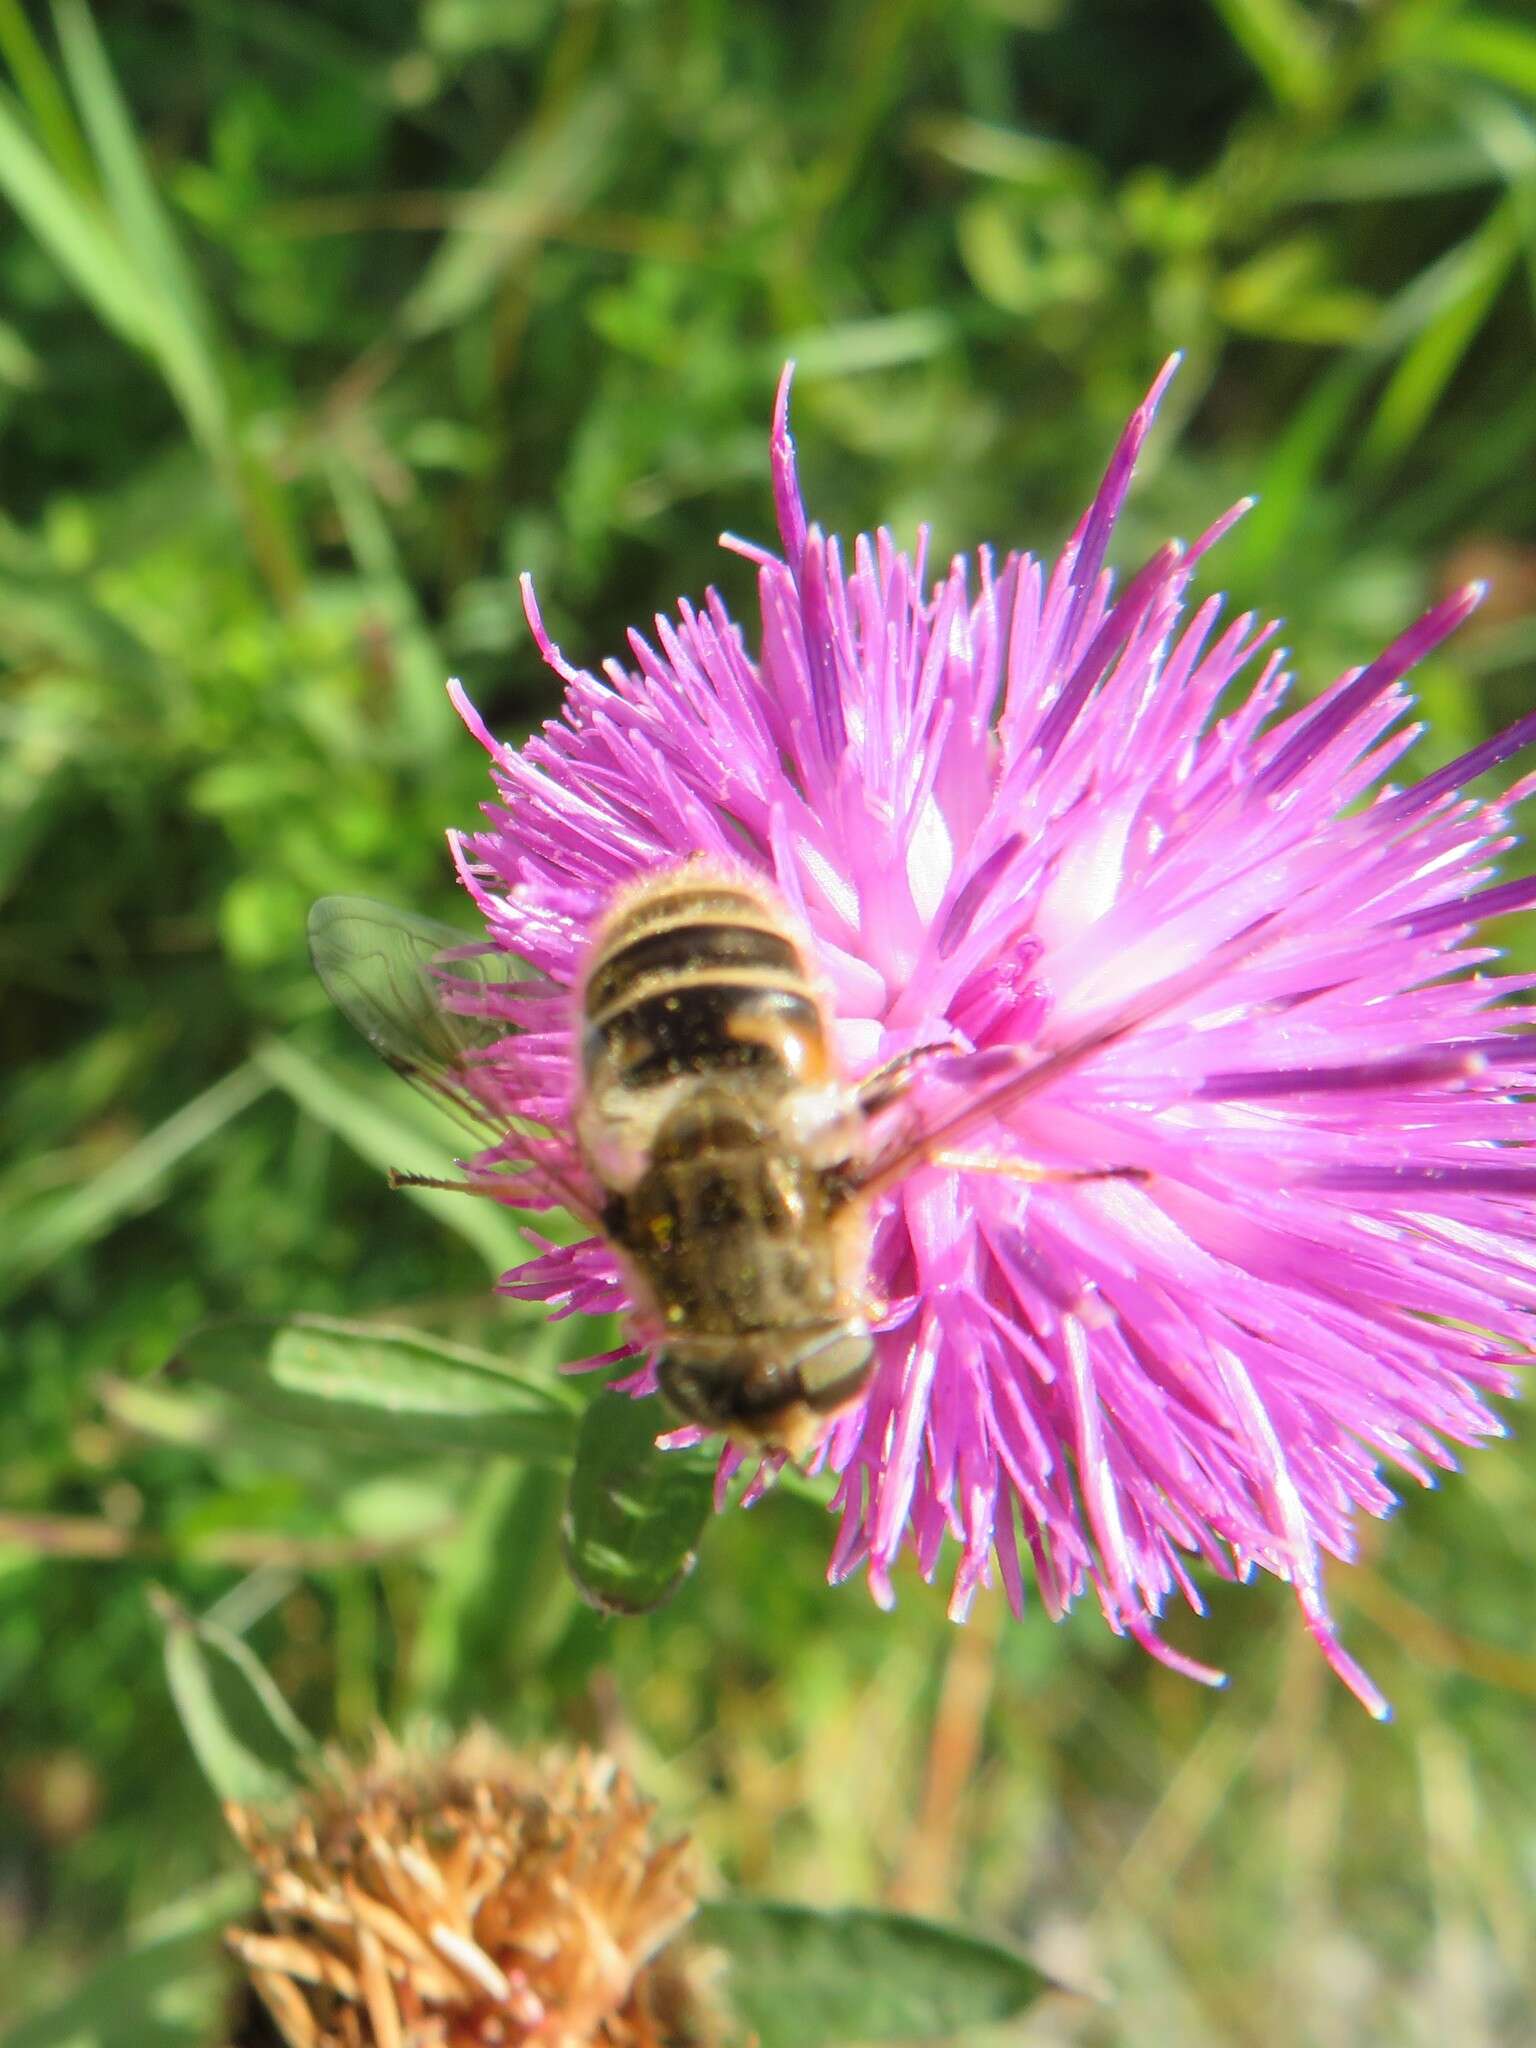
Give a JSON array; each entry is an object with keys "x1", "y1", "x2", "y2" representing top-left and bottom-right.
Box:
[
  {"x1": 155, "y1": 1589, "x2": 299, "y2": 1806},
  {"x1": 1203, "y1": 0, "x2": 1331, "y2": 114},
  {"x1": 697, "y1": 1899, "x2": 1061, "y2": 2047},
  {"x1": 0, "y1": 0, "x2": 91, "y2": 193},
  {"x1": 1226, "y1": 351, "x2": 1374, "y2": 583},
  {"x1": 782, "y1": 310, "x2": 958, "y2": 378},
  {"x1": 171, "y1": 1313, "x2": 580, "y2": 1460},
  {"x1": 323, "y1": 459, "x2": 452, "y2": 757},
  {"x1": 0, "y1": 81, "x2": 151, "y2": 342},
  {"x1": 0, "y1": 1061, "x2": 271, "y2": 1307},
  {"x1": 53, "y1": 0, "x2": 230, "y2": 456},
  {"x1": 252, "y1": 1032, "x2": 531, "y2": 1275},
  {"x1": 410, "y1": 1461, "x2": 574, "y2": 1710},
  {"x1": 1429, "y1": 13, "x2": 1536, "y2": 102},
  {"x1": 1217, "y1": 235, "x2": 1378, "y2": 345},
  {"x1": 562, "y1": 1390, "x2": 715, "y2": 1614},
  {"x1": 1281, "y1": 128, "x2": 1498, "y2": 204},
  {"x1": 0, "y1": 4, "x2": 230, "y2": 461},
  {"x1": 399, "y1": 83, "x2": 621, "y2": 336},
  {"x1": 911, "y1": 113, "x2": 1094, "y2": 193},
  {"x1": 1361, "y1": 201, "x2": 1520, "y2": 468}
]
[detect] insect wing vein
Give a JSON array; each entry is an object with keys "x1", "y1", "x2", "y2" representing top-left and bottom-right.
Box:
[{"x1": 307, "y1": 895, "x2": 546, "y2": 1149}]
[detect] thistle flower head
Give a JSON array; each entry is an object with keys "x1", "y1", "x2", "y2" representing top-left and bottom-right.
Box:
[
  {"x1": 225, "y1": 1732, "x2": 707, "y2": 2048},
  {"x1": 449, "y1": 362, "x2": 1535, "y2": 1714}
]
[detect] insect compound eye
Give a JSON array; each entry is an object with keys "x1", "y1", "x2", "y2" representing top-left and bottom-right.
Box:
[{"x1": 793, "y1": 1327, "x2": 875, "y2": 1415}]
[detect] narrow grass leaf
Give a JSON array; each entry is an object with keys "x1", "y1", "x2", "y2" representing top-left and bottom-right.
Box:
[
  {"x1": 0, "y1": 1060, "x2": 270, "y2": 1303},
  {"x1": 697, "y1": 1900, "x2": 1060, "y2": 2046},
  {"x1": 1430, "y1": 13, "x2": 1536, "y2": 102},
  {"x1": 0, "y1": 82, "x2": 160, "y2": 344},
  {"x1": 1227, "y1": 351, "x2": 1374, "y2": 582},
  {"x1": 400, "y1": 83, "x2": 621, "y2": 336},
  {"x1": 252, "y1": 1033, "x2": 529, "y2": 1273},
  {"x1": 910, "y1": 113, "x2": 1094, "y2": 191},
  {"x1": 0, "y1": 0, "x2": 90, "y2": 189},
  {"x1": 1204, "y1": 0, "x2": 1331, "y2": 113},
  {"x1": 409, "y1": 1462, "x2": 573, "y2": 1710},
  {"x1": 193, "y1": 1612, "x2": 316, "y2": 1754},
  {"x1": 53, "y1": 0, "x2": 230, "y2": 454},
  {"x1": 784, "y1": 310, "x2": 958, "y2": 376},
  {"x1": 324, "y1": 458, "x2": 452, "y2": 757},
  {"x1": 1444, "y1": 82, "x2": 1536, "y2": 315},
  {"x1": 171, "y1": 1313, "x2": 580, "y2": 1460},
  {"x1": 562, "y1": 1391, "x2": 714, "y2": 1614},
  {"x1": 1360, "y1": 202, "x2": 1519, "y2": 468},
  {"x1": 1280, "y1": 128, "x2": 1496, "y2": 203}
]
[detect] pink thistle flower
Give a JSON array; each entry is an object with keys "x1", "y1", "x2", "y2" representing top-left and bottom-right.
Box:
[{"x1": 446, "y1": 360, "x2": 1536, "y2": 1716}]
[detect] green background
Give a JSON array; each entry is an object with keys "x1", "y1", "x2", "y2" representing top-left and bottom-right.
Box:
[{"x1": 4, "y1": 1, "x2": 1536, "y2": 2042}]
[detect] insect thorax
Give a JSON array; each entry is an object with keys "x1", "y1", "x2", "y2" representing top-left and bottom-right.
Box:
[{"x1": 577, "y1": 860, "x2": 838, "y2": 1189}]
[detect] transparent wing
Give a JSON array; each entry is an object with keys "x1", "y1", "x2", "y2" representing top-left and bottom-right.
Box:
[{"x1": 307, "y1": 894, "x2": 549, "y2": 1148}]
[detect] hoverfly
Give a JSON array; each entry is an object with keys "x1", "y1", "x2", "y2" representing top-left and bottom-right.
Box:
[{"x1": 311, "y1": 862, "x2": 1162, "y2": 1456}]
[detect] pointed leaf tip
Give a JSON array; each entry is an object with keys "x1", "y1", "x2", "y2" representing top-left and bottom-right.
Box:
[{"x1": 154, "y1": 1590, "x2": 300, "y2": 1807}]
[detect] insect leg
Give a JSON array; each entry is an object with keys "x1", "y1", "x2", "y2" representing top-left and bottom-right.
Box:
[
  {"x1": 932, "y1": 1153, "x2": 1149, "y2": 1185},
  {"x1": 856, "y1": 1035, "x2": 968, "y2": 1115}
]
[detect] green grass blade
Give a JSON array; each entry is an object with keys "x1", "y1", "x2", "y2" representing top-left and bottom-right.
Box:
[
  {"x1": 251, "y1": 1034, "x2": 531, "y2": 1274},
  {"x1": 399, "y1": 83, "x2": 622, "y2": 337},
  {"x1": 324, "y1": 457, "x2": 453, "y2": 759},
  {"x1": 2, "y1": 1874, "x2": 248, "y2": 2048},
  {"x1": 1444, "y1": 81, "x2": 1536, "y2": 315},
  {"x1": 0, "y1": 0, "x2": 90, "y2": 188},
  {"x1": 191, "y1": 1612, "x2": 317, "y2": 1755},
  {"x1": 1280, "y1": 128, "x2": 1496, "y2": 204},
  {"x1": 0, "y1": 1061, "x2": 270, "y2": 1303},
  {"x1": 407, "y1": 1461, "x2": 573, "y2": 1710},
  {"x1": 52, "y1": 0, "x2": 230, "y2": 455},
  {"x1": 0, "y1": 68, "x2": 223, "y2": 456},
  {"x1": 1226, "y1": 352, "x2": 1375, "y2": 584},
  {"x1": 1431, "y1": 12, "x2": 1536, "y2": 101},
  {"x1": 1360, "y1": 201, "x2": 1520, "y2": 469},
  {"x1": 0, "y1": 80, "x2": 157, "y2": 343},
  {"x1": 1204, "y1": 0, "x2": 1331, "y2": 113},
  {"x1": 155, "y1": 1589, "x2": 297, "y2": 1806}
]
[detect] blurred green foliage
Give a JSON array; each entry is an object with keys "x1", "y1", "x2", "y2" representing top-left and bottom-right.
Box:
[{"x1": 3, "y1": 1, "x2": 1536, "y2": 2043}]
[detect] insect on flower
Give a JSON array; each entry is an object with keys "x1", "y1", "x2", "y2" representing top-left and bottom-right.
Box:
[
  {"x1": 313, "y1": 359, "x2": 1536, "y2": 1714},
  {"x1": 312, "y1": 866, "x2": 1166, "y2": 1460}
]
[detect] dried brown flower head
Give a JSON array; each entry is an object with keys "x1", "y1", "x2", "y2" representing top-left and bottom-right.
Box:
[{"x1": 224, "y1": 1731, "x2": 715, "y2": 2048}]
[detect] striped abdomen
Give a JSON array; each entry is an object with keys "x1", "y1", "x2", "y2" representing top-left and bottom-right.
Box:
[
  {"x1": 580, "y1": 865, "x2": 831, "y2": 1102},
  {"x1": 577, "y1": 863, "x2": 876, "y2": 1452}
]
